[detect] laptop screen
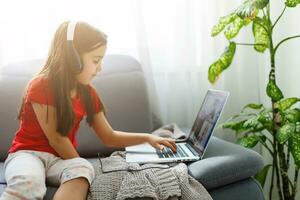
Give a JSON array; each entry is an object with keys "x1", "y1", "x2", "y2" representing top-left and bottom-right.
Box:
[{"x1": 187, "y1": 90, "x2": 229, "y2": 157}]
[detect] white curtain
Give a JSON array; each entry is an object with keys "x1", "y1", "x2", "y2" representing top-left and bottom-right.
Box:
[{"x1": 132, "y1": 0, "x2": 262, "y2": 142}]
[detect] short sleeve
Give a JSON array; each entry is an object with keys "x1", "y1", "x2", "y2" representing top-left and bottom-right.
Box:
[
  {"x1": 88, "y1": 85, "x2": 103, "y2": 113},
  {"x1": 26, "y1": 77, "x2": 54, "y2": 106}
]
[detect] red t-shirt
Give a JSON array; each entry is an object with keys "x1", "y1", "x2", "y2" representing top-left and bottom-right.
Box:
[{"x1": 8, "y1": 76, "x2": 103, "y2": 156}]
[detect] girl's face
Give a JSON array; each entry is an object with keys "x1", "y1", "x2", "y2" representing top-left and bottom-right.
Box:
[{"x1": 76, "y1": 44, "x2": 107, "y2": 85}]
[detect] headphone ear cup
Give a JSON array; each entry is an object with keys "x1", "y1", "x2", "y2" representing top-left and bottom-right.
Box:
[{"x1": 67, "y1": 41, "x2": 83, "y2": 73}]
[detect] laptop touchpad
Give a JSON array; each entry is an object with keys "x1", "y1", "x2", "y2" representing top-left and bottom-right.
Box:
[{"x1": 125, "y1": 143, "x2": 156, "y2": 153}]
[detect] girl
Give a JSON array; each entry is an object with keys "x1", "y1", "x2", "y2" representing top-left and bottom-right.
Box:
[{"x1": 0, "y1": 21, "x2": 176, "y2": 200}]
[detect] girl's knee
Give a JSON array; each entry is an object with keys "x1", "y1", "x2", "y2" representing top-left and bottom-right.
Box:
[
  {"x1": 73, "y1": 158, "x2": 95, "y2": 177},
  {"x1": 62, "y1": 158, "x2": 95, "y2": 185}
]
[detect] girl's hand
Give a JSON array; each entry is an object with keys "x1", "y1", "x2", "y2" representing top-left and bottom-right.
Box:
[{"x1": 147, "y1": 135, "x2": 177, "y2": 152}]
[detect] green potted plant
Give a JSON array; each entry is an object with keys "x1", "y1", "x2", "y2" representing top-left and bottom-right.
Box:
[{"x1": 208, "y1": 0, "x2": 300, "y2": 199}]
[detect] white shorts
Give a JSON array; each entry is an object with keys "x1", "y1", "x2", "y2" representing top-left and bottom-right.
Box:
[{"x1": 0, "y1": 150, "x2": 95, "y2": 200}]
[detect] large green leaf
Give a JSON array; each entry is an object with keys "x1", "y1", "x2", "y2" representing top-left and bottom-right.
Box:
[
  {"x1": 243, "y1": 117, "x2": 264, "y2": 131},
  {"x1": 211, "y1": 13, "x2": 237, "y2": 37},
  {"x1": 224, "y1": 16, "x2": 245, "y2": 40},
  {"x1": 222, "y1": 120, "x2": 248, "y2": 133},
  {"x1": 276, "y1": 123, "x2": 296, "y2": 144},
  {"x1": 266, "y1": 79, "x2": 284, "y2": 102},
  {"x1": 237, "y1": 135, "x2": 260, "y2": 148},
  {"x1": 285, "y1": 0, "x2": 300, "y2": 7},
  {"x1": 235, "y1": 0, "x2": 269, "y2": 19},
  {"x1": 289, "y1": 132, "x2": 300, "y2": 168},
  {"x1": 276, "y1": 97, "x2": 300, "y2": 112},
  {"x1": 258, "y1": 110, "x2": 273, "y2": 131},
  {"x1": 242, "y1": 103, "x2": 264, "y2": 111},
  {"x1": 208, "y1": 42, "x2": 236, "y2": 83},
  {"x1": 284, "y1": 108, "x2": 300, "y2": 123},
  {"x1": 255, "y1": 164, "x2": 272, "y2": 188},
  {"x1": 252, "y1": 17, "x2": 270, "y2": 52}
]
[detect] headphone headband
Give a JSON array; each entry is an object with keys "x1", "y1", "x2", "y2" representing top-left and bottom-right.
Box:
[
  {"x1": 66, "y1": 21, "x2": 83, "y2": 72},
  {"x1": 67, "y1": 21, "x2": 77, "y2": 41}
]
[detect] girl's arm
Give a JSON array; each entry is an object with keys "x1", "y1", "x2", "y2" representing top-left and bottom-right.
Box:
[
  {"x1": 32, "y1": 103, "x2": 80, "y2": 159},
  {"x1": 91, "y1": 112, "x2": 177, "y2": 152}
]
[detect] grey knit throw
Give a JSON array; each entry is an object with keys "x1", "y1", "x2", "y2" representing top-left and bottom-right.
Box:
[{"x1": 87, "y1": 123, "x2": 212, "y2": 200}]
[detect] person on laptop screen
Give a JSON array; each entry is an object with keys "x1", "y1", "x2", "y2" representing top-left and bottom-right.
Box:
[{"x1": 192, "y1": 98, "x2": 222, "y2": 153}]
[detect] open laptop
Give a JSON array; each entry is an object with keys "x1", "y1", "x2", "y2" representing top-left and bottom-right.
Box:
[{"x1": 125, "y1": 89, "x2": 229, "y2": 164}]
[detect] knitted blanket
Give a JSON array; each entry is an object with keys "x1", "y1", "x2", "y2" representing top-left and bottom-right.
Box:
[{"x1": 87, "y1": 123, "x2": 212, "y2": 200}]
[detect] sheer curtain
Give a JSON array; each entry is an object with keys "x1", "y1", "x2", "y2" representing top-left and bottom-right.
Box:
[
  {"x1": 0, "y1": 0, "x2": 273, "y2": 141},
  {"x1": 133, "y1": 0, "x2": 262, "y2": 142}
]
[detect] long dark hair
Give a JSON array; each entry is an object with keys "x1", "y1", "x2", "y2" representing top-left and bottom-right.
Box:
[{"x1": 18, "y1": 21, "x2": 107, "y2": 136}]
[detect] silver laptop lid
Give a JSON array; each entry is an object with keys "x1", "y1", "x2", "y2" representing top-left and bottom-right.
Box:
[{"x1": 187, "y1": 89, "x2": 229, "y2": 157}]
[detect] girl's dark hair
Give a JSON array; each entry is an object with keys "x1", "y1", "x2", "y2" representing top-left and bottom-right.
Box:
[{"x1": 18, "y1": 21, "x2": 107, "y2": 136}]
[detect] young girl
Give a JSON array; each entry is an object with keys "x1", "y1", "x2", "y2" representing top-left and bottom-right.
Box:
[{"x1": 0, "y1": 21, "x2": 176, "y2": 200}]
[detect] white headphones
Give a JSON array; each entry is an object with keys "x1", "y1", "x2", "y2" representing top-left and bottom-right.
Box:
[{"x1": 67, "y1": 21, "x2": 83, "y2": 72}]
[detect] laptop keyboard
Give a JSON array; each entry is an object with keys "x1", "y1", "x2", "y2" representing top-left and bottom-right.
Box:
[{"x1": 156, "y1": 144, "x2": 190, "y2": 158}]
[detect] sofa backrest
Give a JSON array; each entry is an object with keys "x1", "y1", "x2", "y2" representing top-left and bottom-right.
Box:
[{"x1": 0, "y1": 54, "x2": 153, "y2": 161}]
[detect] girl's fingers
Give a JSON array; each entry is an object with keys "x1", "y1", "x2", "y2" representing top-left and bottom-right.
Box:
[
  {"x1": 161, "y1": 140, "x2": 177, "y2": 152},
  {"x1": 150, "y1": 136, "x2": 177, "y2": 152},
  {"x1": 169, "y1": 139, "x2": 177, "y2": 150},
  {"x1": 165, "y1": 138, "x2": 177, "y2": 152},
  {"x1": 168, "y1": 141, "x2": 177, "y2": 152},
  {"x1": 153, "y1": 142, "x2": 164, "y2": 151}
]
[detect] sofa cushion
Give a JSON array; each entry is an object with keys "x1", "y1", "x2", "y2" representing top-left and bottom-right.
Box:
[
  {"x1": 188, "y1": 136, "x2": 264, "y2": 190},
  {"x1": 208, "y1": 178, "x2": 264, "y2": 200}
]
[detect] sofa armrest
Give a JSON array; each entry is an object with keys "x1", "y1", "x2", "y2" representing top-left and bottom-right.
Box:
[{"x1": 188, "y1": 136, "x2": 264, "y2": 190}]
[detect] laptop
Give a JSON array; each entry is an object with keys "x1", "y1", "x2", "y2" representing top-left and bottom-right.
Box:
[{"x1": 125, "y1": 89, "x2": 229, "y2": 164}]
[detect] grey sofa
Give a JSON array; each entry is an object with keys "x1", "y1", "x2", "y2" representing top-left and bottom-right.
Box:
[{"x1": 0, "y1": 54, "x2": 265, "y2": 200}]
